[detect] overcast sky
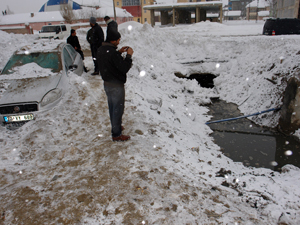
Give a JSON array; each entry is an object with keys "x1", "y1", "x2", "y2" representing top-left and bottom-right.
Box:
[{"x1": 0, "y1": 0, "x2": 48, "y2": 14}]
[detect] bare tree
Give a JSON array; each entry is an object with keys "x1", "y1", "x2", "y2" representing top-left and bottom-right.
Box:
[
  {"x1": 60, "y1": 1, "x2": 76, "y2": 24},
  {"x1": 267, "y1": 0, "x2": 277, "y2": 18},
  {"x1": 6, "y1": 5, "x2": 14, "y2": 15}
]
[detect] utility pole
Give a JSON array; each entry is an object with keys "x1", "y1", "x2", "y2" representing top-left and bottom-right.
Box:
[
  {"x1": 113, "y1": 0, "x2": 117, "y2": 21},
  {"x1": 256, "y1": 0, "x2": 259, "y2": 22}
]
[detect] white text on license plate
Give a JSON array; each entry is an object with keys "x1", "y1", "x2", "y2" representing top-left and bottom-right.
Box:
[{"x1": 4, "y1": 114, "x2": 34, "y2": 122}]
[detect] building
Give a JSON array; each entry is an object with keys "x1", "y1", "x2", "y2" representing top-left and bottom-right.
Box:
[
  {"x1": 144, "y1": 1, "x2": 223, "y2": 27},
  {"x1": 276, "y1": 0, "x2": 300, "y2": 18},
  {"x1": 120, "y1": 0, "x2": 155, "y2": 24},
  {"x1": 224, "y1": 10, "x2": 242, "y2": 20},
  {"x1": 246, "y1": 0, "x2": 270, "y2": 20},
  {"x1": 0, "y1": 0, "x2": 133, "y2": 34},
  {"x1": 39, "y1": 0, "x2": 82, "y2": 12},
  {"x1": 228, "y1": 0, "x2": 252, "y2": 17}
]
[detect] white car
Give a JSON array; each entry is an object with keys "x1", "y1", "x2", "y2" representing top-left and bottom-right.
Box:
[
  {"x1": 39, "y1": 24, "x2": 71, "y2": 39},
  {"x1": 0, "y1": 42, "x2": 83, "y2": 129}
]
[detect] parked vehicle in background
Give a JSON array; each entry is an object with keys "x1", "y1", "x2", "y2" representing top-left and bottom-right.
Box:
[
  {"x1": 39, "y1": 24, "x2": 71, "y2": 39},
  {"x1": 0, "y1": 42, "x2": 83, "y2": 129},
  {"x1": 263, "y1": 18, "x2": 300, "y2": 35}
]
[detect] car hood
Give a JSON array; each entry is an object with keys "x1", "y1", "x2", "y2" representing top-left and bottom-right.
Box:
[{"x1": 0, "y1": 74, "x2": 61, "y2": 105}]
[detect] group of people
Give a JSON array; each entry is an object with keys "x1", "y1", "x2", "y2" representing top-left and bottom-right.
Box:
[{"x1": 67, "y1": 16, "x2": 133, "y2": 142}]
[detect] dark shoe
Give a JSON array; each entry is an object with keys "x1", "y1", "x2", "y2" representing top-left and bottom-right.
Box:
[
  {"x1": 84, "y1": 66, "x2": 88, "y2": 72},
  {"x1": 112, "y1": 135, "x2": 130, "y2": 142},
  {"x1": 91, "y1": 71, "x2": 99, "y2": 75}
]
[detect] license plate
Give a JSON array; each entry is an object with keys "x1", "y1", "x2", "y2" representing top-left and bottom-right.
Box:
[{"x1": 4, "y1": 114, "x2": 34, "y2": 122}]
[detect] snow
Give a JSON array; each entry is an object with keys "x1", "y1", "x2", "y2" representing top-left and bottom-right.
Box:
[
  {"x1": 0, "y1": 11, "x2": 65, "y2": 25},
  {"x1": 0, "y1": 63, "x2": 56, "y2": 80},
  {"x1": 258, "y1": 10, "x2": 270, "y2": 17},
  {"x1": 0, "y1": 20, "x2": 300, "y2": 224},
  {"x1": 224, "y1": 10, "x2": 241, "y2": 17},
  {"x1": 246, "y1": 0, "x2": 270, "y2": 8}
]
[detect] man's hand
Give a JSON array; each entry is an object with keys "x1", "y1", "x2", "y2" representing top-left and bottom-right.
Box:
[
  {"x1": 119, "y1": 46, "x2": 128, "y2": 53},
  {"x1": 119, "y1": 46, "x2": 134, "y2": 56},
  {"x1": 126, "y1": 47, "x2": 133, "y2": 56}
]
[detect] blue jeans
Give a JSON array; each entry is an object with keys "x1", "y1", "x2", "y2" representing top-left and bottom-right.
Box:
[{"x1": 104, "y1": 82, "x2": 125, "y2": 137}]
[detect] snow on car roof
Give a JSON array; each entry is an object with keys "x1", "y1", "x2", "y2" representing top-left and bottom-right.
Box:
[{"x1": 15, "y1": 40, "x2": 65, "y2": 54}]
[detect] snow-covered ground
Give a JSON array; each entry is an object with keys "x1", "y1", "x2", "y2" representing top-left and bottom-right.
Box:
[{"x1": 0, "y1": 20, "x2": 300, "y2": 224}]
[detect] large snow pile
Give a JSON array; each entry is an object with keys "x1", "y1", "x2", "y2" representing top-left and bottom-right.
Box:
[{"x1": 0, "y1": 21, "x2": 300, "y2": 224}]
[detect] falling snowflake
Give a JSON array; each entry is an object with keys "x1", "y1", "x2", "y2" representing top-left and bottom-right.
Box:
[
  {"x1": 140, "y1": 71, "x2": 146, "y2": 77},
  {"x1": 285, "y1": 150, "x2": 293, "y2": 156}
]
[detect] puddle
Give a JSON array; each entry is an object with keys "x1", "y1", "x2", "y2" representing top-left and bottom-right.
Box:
[{"x1": 207, "y1": 99, "x2": 300, "y2": 171}]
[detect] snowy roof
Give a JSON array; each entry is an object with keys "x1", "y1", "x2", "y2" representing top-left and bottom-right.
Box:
[
  {"x1": 95, "y1": 6, "x2": 133, "y2": 18},
  {"x1": 77, "y1": 0, "x2": 116, "y2": 8},
  {"x1": 246, "y1": 0, "x2": 270, "y2": 8},
  {"x1": 144, "y1": 1, "x2": 223, "y2": 11},
  {"x1": 0, "y1": 11, "x2": 64, "y2": 25},
  {"x1": 224, "y1": 10, "x2": 241, "y2": 17},
  {"x1": 207, "y1": 13, "x2": 219, "y2": 18},
  {"x1": 0, "y1": 7, "x2": 132, "y2": 25},
  {"x1": 258, "y1": 10, "x2": 270, "y2": 17}
]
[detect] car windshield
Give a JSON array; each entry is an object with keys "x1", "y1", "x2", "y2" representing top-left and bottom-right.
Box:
[
  {"x1": 1, "y1": 52, "x2": 60, "y2": 75},
  {"x1": 41, "y1": 26, "x2": 60, "y2": 33}
]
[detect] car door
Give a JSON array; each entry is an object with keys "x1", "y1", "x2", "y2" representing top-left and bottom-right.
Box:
[{"x1": 64, "y1": 45, "x2": 83, "y2": 75}]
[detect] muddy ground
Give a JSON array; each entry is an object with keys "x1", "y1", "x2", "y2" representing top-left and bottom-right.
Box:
[{"x1": 0, "y1": 52, "x2": 277, "y2": 225}]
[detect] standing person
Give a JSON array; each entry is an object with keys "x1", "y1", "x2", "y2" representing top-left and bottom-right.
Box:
[
  {"x1": 89, "y1": 17, "x2": 104, "y2": 75},
  {"x1": 67, "y1": 29, "x2": 87, "y2": 72},
  {"x1": 86, "y1": 27, "x2": 93, "y2": 47},
  {"x1": 104, "y1": 16, "x2": 118, "y2": 36},
  {"x1": 97, "y1": 30, "x2": 133, "y2": 141}
]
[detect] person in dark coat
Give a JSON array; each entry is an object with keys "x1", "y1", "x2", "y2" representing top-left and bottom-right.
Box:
[
  {"x1": 86, "y1": 28, "x2": 93, "y2": 46},
  {"x1": 97, "y1": 30, "x2": 133, "y2": 142},
  {"x1": 67, "y1": 29, "x2": 84, "y2": 59},
  {"x1": 89, "y1": 17, "x2": 104, "y2": 75},
  {"x1": 67, "y1": 29, "x2": 87, "y2": 72},
  {"x1": 104, "y1": 16, "x2": 118, "y2": 37}
]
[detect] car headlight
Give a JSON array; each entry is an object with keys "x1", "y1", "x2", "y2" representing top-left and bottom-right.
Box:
[{"x1": 40, "y1": 89, "x2": 62, "y2": 107}]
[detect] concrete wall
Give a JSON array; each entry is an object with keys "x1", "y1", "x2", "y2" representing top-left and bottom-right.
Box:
[
  {"x1": 277, "y1": 0, "x2": 300, "y2": 18},
  {"x1": 279, "y1": 77, "x2": 300, "y2": 134},
  {"x1": 0, "y1": 25, "x2": 33, "y2": 34}
]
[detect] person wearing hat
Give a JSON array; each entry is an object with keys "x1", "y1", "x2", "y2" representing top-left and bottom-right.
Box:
[
  {"x1": 67, "y1": 29, "x2": 87, "y2": 72},
  {"x1": 97, "y1": 30, "x2": 134, "y2": 142},
  {"x1": 104, "y1": 16, "x2": 118, "y2": 37},
  {"x1": 89, "y1": 17, "x2": 104, "y2": 75}
]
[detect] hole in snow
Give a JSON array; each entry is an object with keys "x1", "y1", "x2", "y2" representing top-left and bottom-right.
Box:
[{"x1": 175, "y1": 72, "x2": 217, "y2": 88}]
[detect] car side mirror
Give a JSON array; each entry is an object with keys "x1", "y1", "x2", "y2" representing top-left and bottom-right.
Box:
[{"x1": 69, "y1": 64, "x2": 78, "y2": 71}]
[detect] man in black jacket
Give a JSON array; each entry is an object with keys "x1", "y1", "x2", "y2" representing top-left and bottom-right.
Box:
[
  {"x1": 97, "y1": 30, "x2": 133, "y2": 141},
  {"x1": 104, "y1": 16, "x2": 118, "y2": 36},
  {"x1": 89, "y1": 17, "x2": 104, "y2": 75},
  {"x1": 67, "y1": 29, "x2": 87, "y2": 72}
]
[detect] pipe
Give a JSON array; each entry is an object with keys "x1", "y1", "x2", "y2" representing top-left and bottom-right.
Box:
[{"x1": 205, "y1": 107, "x2": 281, "y2": 125}]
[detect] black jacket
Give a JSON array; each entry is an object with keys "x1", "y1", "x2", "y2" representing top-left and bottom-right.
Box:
[
  {"x1": 97, "y1": 42, "x2": 132, "y2": 84},
  {"x1": 91, "y1": 23, "x2": 104, "y2": 48},
  {"x1": 106, "y1": 20, "x2": 118, "y2": 34},
  {"x1": 86, "y1": 28, "x2": 93, "y2": 45},
  {"x1": 67, "y1": 35, "x2": 81, "y2": 50}
]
